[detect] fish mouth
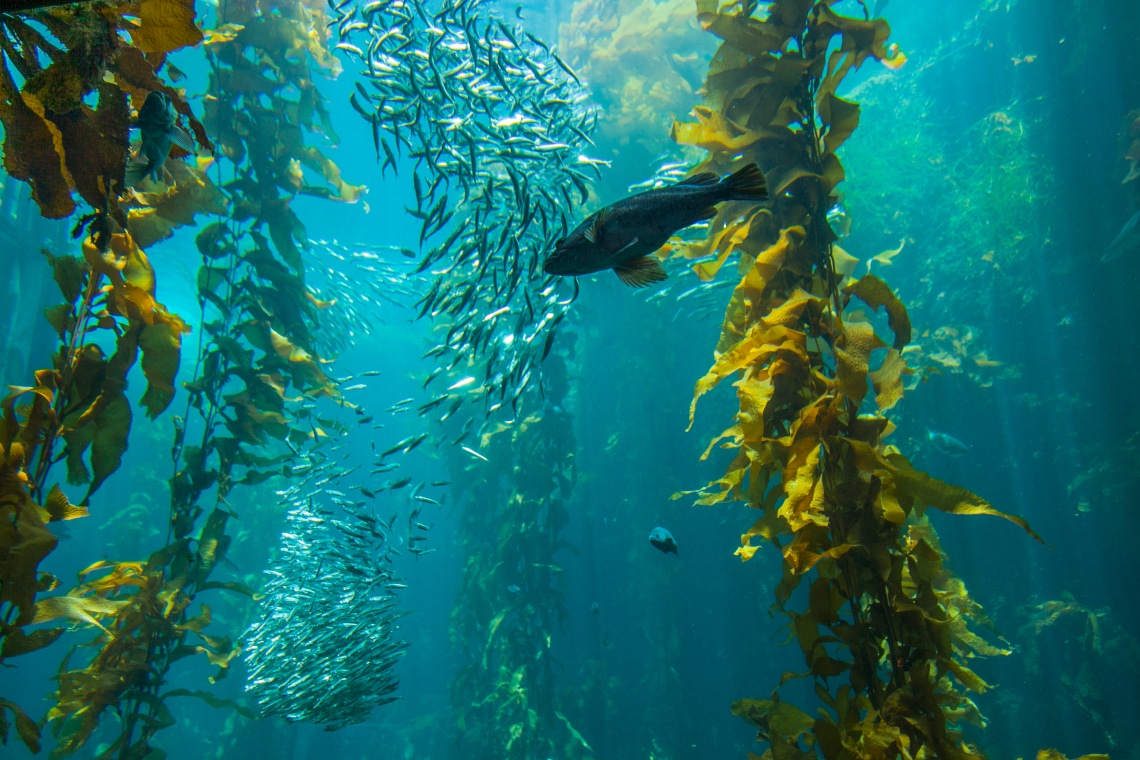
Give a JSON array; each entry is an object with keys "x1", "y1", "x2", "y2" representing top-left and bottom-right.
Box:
[{"x1": 543, "y1": 255, "x2": 573, "y2": 275}]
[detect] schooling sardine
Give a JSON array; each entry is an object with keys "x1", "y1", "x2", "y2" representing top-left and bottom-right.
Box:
[{"x1": 543, "y1": 163, "x2": 768, "y2": 288}]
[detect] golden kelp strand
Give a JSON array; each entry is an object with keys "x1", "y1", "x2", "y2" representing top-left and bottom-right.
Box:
[{"x1": 673, "y1": 2, "x2": 1051, "y2": 758}]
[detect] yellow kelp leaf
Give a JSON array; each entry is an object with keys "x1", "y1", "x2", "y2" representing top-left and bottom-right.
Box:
[
  {"x1": 812, "y1": 5, "x2": 891, "y2": 97},
  {"x1": 948, "y1": 615, "x2": 1011, "y2": 657},
  {"x1": 305, "y1": 292, "x2": 337, "y2": 309},
  {"x1": 844, "y1": 273, "x2": 912, "y2": 349},
  {"x1": 847, "y1": 440, "x2": 1045, "y2": 543},
  {"x1": 138, "y1": 320, "x2": 184, "y2": 418},
  {"x1": 832, "y1": 244, "x2": 859, "y2": 283},
  {"x1": 257, "y1": 372, "x2": 301, "y2": 403},
  {"x1": 74, "y1": 561, "x2": 147, "y2": 596},
  {"x1": 70, "y1": 327, "x2": 137, "y2": 500},
  {"x1": 44, "y1": 484, "x2": 88, "y2": 522},
  {"x1": 786, "y1": 540, "x2": 857, "y2": 576},
  {"x1": 130, "y1": 0, "x2": 204, "y2": 54},
  {"x1": 865, "y1": 238, "x2": 905, "y2": 273},
  {"x1": 719, "y1": 227, "x2": 805, "y2": 350},
  {"x1": 692, "y1": 208, "x2": 765, "y2": 281},
  {"x1": 128, "y1": 163, "x2": 229, "y2": 247},
  {"x1": 692, "y1": 455, "x2": 747, "y2": 505},
  {"x1": 203, "y1": 23, "x2": 245, "y2": 45},
  {"x1": 671, "y1": 106, "x2": 769, "y2": 154},
  {"x1": 834, "y1": 320, "x2": 881, "y2": 405},
  {"x1": 1, "y1": 627, "x2": 65, "y2": 659},
  {"x1": 882, "y1": 43, "x2": 908, "y2": 70},
  {"x1": 780, "y1": 443, "x2": 825, "y2": 533},
  {"x1": 869, "y1": 348, "x2": 908, "y2": 411},
  {"x1": 31, "y1": 595, "x2": 128, "y2": 635},
  {"x1": 0, "y1": 58, "x2": 75, "y2": 219},
  {"x1": 875, "y1": 476, "x2": 906, "y2": 524},
  {"x1": 734, "y1": 375, "x2": 777, "y2": 445},
  {"x1": 269, "y1": 328, "x2": 313, "y2": 363},
  {"x1": 943, "y1": 657, "x2": 991, "y2": 693},
  {"x1": 731, "y1": 698, "x2": 816, "y2": 741},
  {"x1": 690, "y1": 325, "x2": 806, "y2": 430},
  {"x1": 778, "y1": 398, "x2": 839, "y2": 534},
  {"x1": 818, "y1": 92, "x2": 860, "y2": 156},
  {"x1": 196, "y1": 509, "x2": 230, "y2": 583},
  {"x1": 1037, "y1": 752, "x2": 1110, "y2": 760},
  {"x1": 735, "y1": 508, "x2": 788, "y2": 562},
  {"x1": 0, "y1": 487, "x2": 59, "y2": 626},
  {"x1": 0, "y1": 697, "x2": 42, "y2": 754}
]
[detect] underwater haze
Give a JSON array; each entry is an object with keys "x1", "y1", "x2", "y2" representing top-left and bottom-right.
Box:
[{"x1": 1, "y1": 1, "x2": 1138, "y2": 759}]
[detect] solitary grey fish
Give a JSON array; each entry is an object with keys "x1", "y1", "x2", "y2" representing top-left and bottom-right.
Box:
[
  {"x1": 649, "y1": 526, "x2": 678, "y2": 555},
  {"x1": 1102, "y1": 209, "x2": 1140, "y2": 263},
  {"x1": 926, "y1": 428, "x2": 969, "y2": 457},
  {"x1": 544, "y1": 163, "x2": 768, "y2": 288},
  {"x1": 125, "y1": 91, "x2": 195, "y2": 187}
]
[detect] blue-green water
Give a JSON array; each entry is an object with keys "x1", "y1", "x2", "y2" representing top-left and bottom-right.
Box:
[{"x1": 2, "y1": 1, "x2": 1138, "y2": 759}]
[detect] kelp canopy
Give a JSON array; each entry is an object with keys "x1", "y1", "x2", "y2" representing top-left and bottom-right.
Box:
[{"x1": 670, "y1": 2, "x2": 1046, "y2": 758}]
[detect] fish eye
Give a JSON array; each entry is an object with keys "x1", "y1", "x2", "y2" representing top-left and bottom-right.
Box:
[{"x1": 553, "y1": 238, "x2": 565, "y2": 249}]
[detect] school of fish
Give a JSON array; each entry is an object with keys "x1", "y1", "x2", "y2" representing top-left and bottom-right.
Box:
[
  {"x1": 242, "y1": 489, "x2": 410, "y2": 728},
  {"x1": 241, "y1": 0, "x2": 598, "y2": 728},
  {"x1": 331, "y1": 0, "x2": 599, "y2": 419}
]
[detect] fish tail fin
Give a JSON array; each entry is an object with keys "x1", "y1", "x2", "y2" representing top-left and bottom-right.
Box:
[
  {"x1": 719, "y1": 162, "x2": 768, "y2": 202},
  {"x1": 124, "y1": 161, "x2": 153, "y2": 188}
]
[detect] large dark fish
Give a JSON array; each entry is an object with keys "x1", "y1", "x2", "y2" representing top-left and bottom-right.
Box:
[
  {"x1": 125, "y1": 91, "x2": 195, "y2": 188},
  {"x1": 544, "y1": 162, "x2": 768, "y2": 288},
  {"x1": 1102, "y1": 209, "x2": 1140, "y2": 263}
]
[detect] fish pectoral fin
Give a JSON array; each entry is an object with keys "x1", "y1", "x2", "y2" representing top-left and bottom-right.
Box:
[
  {"x1": 614, "y1": 256, "x2": 667, "y2": 288},
  {"x1": 167, "y1": 125, "x2": 196, "y2": 153},
  {"x1": 584, "y1": 207, "x2": 609, "y2": 245},
  {"x1": 613, "y1": 236, "x2": 640, "y2": 255},
  {"x1": 695, "y1": 206, "x2": 718, "y2": 223}
]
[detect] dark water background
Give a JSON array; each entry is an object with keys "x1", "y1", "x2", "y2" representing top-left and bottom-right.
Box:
[{"x1": 4, "y1": 1, "x2": 1140, "y2": 758}]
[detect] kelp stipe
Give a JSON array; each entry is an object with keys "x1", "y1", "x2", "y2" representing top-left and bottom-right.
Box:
[
  {"x1": 0, "y1": 1, "x2": 361, "y2": 756},
  {"x1": 671, "y1": 2, "x2": 1058, "y2": 758},
  {"x1": 0, "y1": 2, "x2": 205, "y2": 753},
  {"x1": 449, "y1": 351, "x2": 590, "y2": 760}
]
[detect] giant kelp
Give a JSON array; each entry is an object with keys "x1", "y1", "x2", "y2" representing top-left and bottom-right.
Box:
[
  {"x1": 449, "y1": 352, "x2": 590, "y2": 760},
  {"x1": 672, "y1": 2, "x2": 1045, "y2": 758},
  {"x1": 0, "y1": 3, "x2": 210, "y2": 754},
  {"x1": 0, "y1": 0, "x2": 369, "y2": 756},
  {"x1": 1012, "y1": 597, "x2": 1139, "y2": 751}
]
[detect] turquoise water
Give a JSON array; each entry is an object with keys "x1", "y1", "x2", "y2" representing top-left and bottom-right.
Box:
[{"x1": 2, "y1": 1, "x2": 1138, "y2": 759}]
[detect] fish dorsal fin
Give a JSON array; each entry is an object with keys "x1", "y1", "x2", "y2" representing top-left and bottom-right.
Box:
[
  {"x1": 678, "y1": 171, "x2": 719, "y2": 187},
  {"x1": 614, "y1": 256, "x2": 667, "y2": 288},
  {"x1": 585, "y1": 207, "x2": 608, "y2": 245}
]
